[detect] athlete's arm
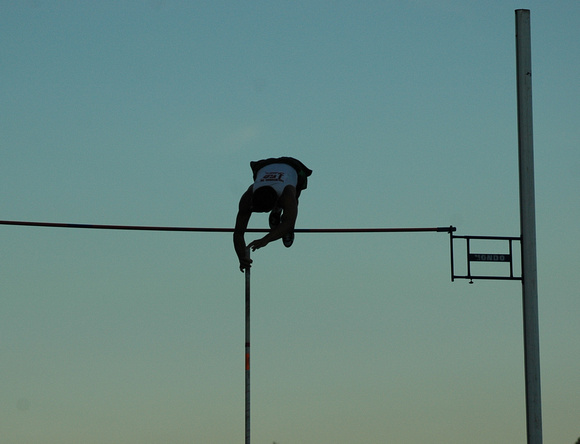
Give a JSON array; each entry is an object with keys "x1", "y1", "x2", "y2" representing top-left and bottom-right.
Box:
[{"x1": 233, "y1": 186, "x2": 253, "y2": 271}]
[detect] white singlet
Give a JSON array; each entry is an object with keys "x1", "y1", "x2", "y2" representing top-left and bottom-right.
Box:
[{"x1": 252, "y1": 163, "x2": 298, "y2": 197}]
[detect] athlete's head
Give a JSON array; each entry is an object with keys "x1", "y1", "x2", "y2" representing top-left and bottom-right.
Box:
[{"x1": 251, "y1": 186, "x2": 277, "y2": 212}]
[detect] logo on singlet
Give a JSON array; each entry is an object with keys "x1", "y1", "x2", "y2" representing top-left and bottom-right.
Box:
[{"x1": 260, "y1": 171, "x2": 285, "y2": 182}]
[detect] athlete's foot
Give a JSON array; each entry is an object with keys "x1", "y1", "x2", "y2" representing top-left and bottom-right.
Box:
[
  {"x1": 282, "y1": 231, "x2": 294, "y2": 248},
  {"x1": 269, "y1": 208, "x2": 282, "y2": 229}
]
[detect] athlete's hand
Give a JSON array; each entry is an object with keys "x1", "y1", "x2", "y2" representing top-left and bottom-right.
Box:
[
  {"x1": 248, "y1": 237, "x2": 269, "y2": 251},
  {"x1": 239, "y1": 256, "x2": 252, "y2": 272}
]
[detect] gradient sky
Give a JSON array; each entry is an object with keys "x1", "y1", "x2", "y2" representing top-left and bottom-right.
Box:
[{"x1": 1, "y1": 1, "x2": 579, "y2": 443}]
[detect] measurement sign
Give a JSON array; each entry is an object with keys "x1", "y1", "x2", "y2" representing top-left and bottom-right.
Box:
[{"x1": 469, "y1": 253, "x2": 512, "y2": 262}]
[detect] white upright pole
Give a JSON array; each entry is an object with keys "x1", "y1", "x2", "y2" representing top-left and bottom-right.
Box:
[{"x1": 515, "y1": 9, "x2": 542, "y2": 444}]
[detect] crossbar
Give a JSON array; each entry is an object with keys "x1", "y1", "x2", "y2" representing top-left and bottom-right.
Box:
[{"x1": 0, "y1": 220, "x2": 456, "y2": 234}]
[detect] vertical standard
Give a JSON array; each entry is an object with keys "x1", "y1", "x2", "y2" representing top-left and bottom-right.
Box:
[{"x1": 515, "y1": 9, "x2": 542, "y2": 444}]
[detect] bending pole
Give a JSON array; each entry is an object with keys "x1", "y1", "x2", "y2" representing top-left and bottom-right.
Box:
[
  {"x1": 245, "y1": 248, "x2": 251, "y2": 444},
  {"x1": 516, "y1": 9, "x2": 542, "y2": 444},
  {"x1": 0, "y1": 220, "x2": 455, "y2": 234}
]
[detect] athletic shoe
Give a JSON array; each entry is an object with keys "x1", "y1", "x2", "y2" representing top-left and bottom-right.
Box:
[
  {"x1": 282, "y1": 231, "x2": 294, "y2": 248},
  {"x1": 269, "y1": 208, "x2": 282, "y2": 229}
]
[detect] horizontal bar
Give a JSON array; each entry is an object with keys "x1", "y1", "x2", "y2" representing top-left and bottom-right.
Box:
[
  {"x1": 453, "y1": 275, "x2": 522, "y2": 281},
  {"x1": 452, "y1": 234, "x2": 521, "y2": 241},
  {"x1": 294, "y1": 226, "x2": 455, "y2": 233},
  {"x1": 0, "y1": 220, "x2": 456, "y2": 234}
]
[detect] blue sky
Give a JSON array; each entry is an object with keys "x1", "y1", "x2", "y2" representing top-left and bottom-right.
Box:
[{"x1": 1, "y1": 1, "x2": 579, "y2": 443}]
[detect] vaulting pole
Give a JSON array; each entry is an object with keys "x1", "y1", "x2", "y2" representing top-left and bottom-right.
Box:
[
  {"x1": 245, "y1": 248, "x2": 251, "y2": 444},
  {"x1": 515, "y1": 9, "x2": 542, "y2": 444}
]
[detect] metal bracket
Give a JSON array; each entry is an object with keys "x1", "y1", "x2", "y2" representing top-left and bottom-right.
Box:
[{"x1": 450, "y1": 233, "x2": 522, "y2": 282}]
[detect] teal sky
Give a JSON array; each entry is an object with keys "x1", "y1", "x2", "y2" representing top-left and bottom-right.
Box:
[{"x1": 1, "y1": 1, "x2": 579, "y2": 443}]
